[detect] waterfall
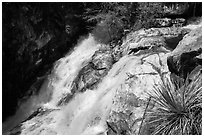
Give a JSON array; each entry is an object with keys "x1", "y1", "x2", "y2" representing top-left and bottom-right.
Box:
[
  {"x1": 44, "y1": 34, "x2": 99, "y2": 108},
  {"x1": 3, "y1": 33, "x2": 153, "y2": 135},
  {"x1": 2, "y1": 34, "x2": 100, "y2": 134}
]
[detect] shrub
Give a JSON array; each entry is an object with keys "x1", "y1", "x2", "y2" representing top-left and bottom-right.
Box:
[{"x1": 145, "y1": 74, "x2": 202, "y2": 135}]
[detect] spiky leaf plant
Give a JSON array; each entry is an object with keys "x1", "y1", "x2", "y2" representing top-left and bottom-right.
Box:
[{"x1": 146, "y1": 74, "x2": 202, "y2": 135}]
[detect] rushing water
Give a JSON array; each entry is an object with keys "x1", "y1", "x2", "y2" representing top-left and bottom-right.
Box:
[
  {"x1": 3, "y1": 32, "x2": 142, "y2": 134},
  {"x1": 2, "y1": 20, "x2": 202, "y2": 135},
  {"x1": 3, "y1": 28, "x2": 173, "y2": 134},
  {"x1": 2, "y1": 34, "x2": 100, "y2": 134},
  {"x1": 3, "y1": 30, "x2": 159, "y2": 134}
]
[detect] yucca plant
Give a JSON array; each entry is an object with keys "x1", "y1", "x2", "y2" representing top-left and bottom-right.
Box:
[{"x1": 146, "y1": 74, "x2": 202, "y2": 135}]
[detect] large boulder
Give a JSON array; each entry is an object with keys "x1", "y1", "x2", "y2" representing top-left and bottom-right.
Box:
[
  {"x1": 71, "y1": 49, "x2": 114, "y2": 94},
  {"x1": 105, "y1": 25, "x2": 176, "y2": 134},
  {"x1": 107, "y1": 51, "x2": 170, "y2": 135},
  {"x1": 167, "y1": 27, "x2": 202, "y2": 79}
]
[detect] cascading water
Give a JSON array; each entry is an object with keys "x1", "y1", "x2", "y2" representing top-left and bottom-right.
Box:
[
  {"x1": 3, "y1": 29, "x2": 157, "y2": 134},
  {"x1": 44, "y1": 34, "x2": 100, "y2": 108},
  {"x1": 2, "y1": 34, "x2": 101, "y2": 134},
  {"x1": 3, "y1": 24, "x2": 175, "y2": 135},
  {"x1": 3, "y1": 31, "x2": 146, "y2": 134}
]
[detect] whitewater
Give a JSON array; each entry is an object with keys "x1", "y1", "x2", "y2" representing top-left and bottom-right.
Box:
[
  {"x1": 3, "y1": 34, "x2": 99, "y2": 133},
  {"x1": 2, "y1": 17, "x2": 202, "y2": 135},
  {"x1": 3, "y1": 24, "x2": 172, "y2": 134},
  {"x1": 3, "y1": 33, "x2": 138, "y2": 134}
]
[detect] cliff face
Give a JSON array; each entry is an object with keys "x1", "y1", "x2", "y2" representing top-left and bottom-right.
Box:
[{"x1": 3, "y1": 17, "x2": 202, "y2": 135}]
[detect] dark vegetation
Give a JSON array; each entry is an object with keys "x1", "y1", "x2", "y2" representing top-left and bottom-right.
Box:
[
  {"x1": 2, "y1": 2, "x2": 201, "y2": 122},
  {"x1": 2, "y1": 2, "x2": 90, "y2": 122}
]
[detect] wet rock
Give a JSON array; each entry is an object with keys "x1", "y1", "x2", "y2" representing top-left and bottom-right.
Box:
[
  {"x1": 112, "y1": 45, "x2": 123, "y2": 62},
  {"x1": 167, "y1": 27, "x2": 202, "y2": 79},
  {"x1": 71, "y1": 49, "x2": 114, "y2": 93},
  {"x1": 57, "y1": 93, "x2": 73, "y2": 106},
  {"x1": 92, "y1": 50, "x2": 114, "y2": 70},
  {"x1": 71, "y1": 63, "x2": 100, "y2": 93}
]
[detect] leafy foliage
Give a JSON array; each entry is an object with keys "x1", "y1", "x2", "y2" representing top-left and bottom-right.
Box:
[
  {"x1": 146, "y1": 74, "x2": 202, "y2": 135},
  {"x1": 84, "y1": 2, "x2": 136, "y2": 44},
  {"x1": 84, "y1": 2, "x2": 166, "y2": 44}
]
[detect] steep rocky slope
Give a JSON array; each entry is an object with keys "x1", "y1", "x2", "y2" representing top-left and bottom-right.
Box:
[
  {"x1": 3, "y1": 18, "x2": 202, "y2": 135},
  {"x1": 106, "y1": 21, "x2": 202, "y2": 135}
]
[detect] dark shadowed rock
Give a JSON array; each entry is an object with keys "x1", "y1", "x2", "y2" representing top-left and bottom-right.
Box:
[{"x1": 167, "y1": 27, "x2": 202, "y2": 79}]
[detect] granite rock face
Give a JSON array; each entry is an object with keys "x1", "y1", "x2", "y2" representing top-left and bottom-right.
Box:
[
  {"x1": 106, "y1": 21, "x2": 202, "y2": 135},
  {"x1": 167, "y1": 27, "x2": 202, "y2": 79},
  {"x1": 106, "y1": 27, "x2": 173, "y2": 135}
]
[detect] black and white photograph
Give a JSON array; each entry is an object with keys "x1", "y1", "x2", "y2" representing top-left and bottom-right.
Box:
[{"x1": 1, "y1": 1, "x2": 202, "y2": 135}]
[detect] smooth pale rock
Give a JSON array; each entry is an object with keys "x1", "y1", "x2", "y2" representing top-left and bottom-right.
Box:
[
  {"x1": 107, "y1": 52, "x2": 170, "y2": 135},
  {"x1": 106, "y1": 23, "x2": 201, "y2": 135}
]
